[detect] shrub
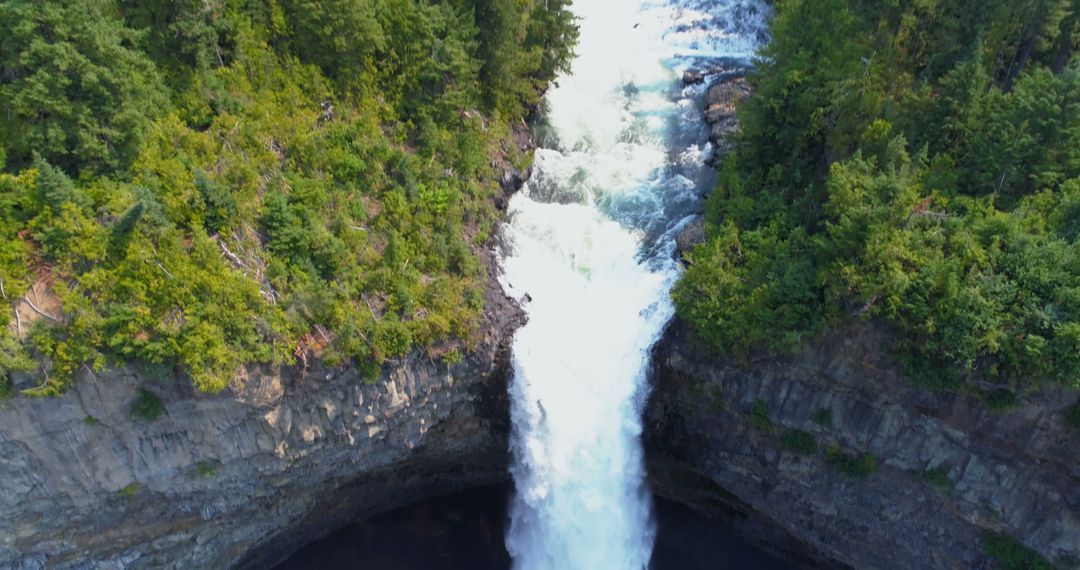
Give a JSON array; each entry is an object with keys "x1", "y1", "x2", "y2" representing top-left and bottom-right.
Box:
[
  {"x1": 1064, "y1": 402, "x2": 1080, "y2": 433},
  {"x1": 130, "y1": 389, "x2": 165, "y2": 422},
  {"x1": 982, "y1": 389, "x2": 1019, "y2": 412},
  {"x1": 442, "y1": 349, "x2": 464, "y2": 367},
  {"x1": 750, "y1": 399, "x2": 772, "y2": 430},
  {"x1": 825, "y1": 446, "x2": 877, "y2": 479},
  {"x1": 709, "y1": 386, "x2": 726, "y2": 412},
  {"x1": 196, "y1": 461, "x2": 219, "y2": 478},
  {"x1": 1058, "y1": 555, "x2": 1079, "y2": 569},
  {"x1": 780, "y1": 429, "x2": 818, "y2": 455},
  {"x1": 921, "y1": 467, "x2": 955, "y2": 494},
  {"x1": 980, "y1": 531, "x2": 1054, "y2": 570},
  {"x1": 118, "y1": 483, "x2": 141, "y2": 497},
  {"x1": 811, "y1": 407, "x2": 833, "y2": 427}
]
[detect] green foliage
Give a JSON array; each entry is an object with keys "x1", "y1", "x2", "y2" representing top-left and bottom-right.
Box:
[
  {"x1": 825, "y1": 446, "x2": 878, "y2": 479},
  {"x1": 0, "y1": 0, "x2": 577, "y2": 394},
  {"x1": 83, "y1": 415, "x2": 99, "y2": 426},
  {"x1": 676, "y1": 0, "x2": 1080, "y2": 394},
  {"x1": 130, "y1": 388, "x2": 164, "y2": 422},
  {"x1": 1064, "y1": 401, "x2": 1080, "y2": 433},
  {"x1": 982, "y1": 388, "x2": 1020, "y2": 411},
  {"x1": 780, "y1": 429, "x2": 818, "y2": 455},
  {"x1": 278, "y1": 0, "x2": 385, "y2": 82},
  {"x1": 921, "y1": 467, "x2": 956, "y2": 494},
  {"x1": 195, "y1": 460, "x2": 219, "y2": 478},
  {"x1": 474, "y1": 0, "x2": 578, "y2": 116},
  {"x1": 811, "y1": 407, "x2": 834, "y2": 427},
  {"x1": 709, "y1": 386, "x2": 726, "y2": 412},
  {"x1": 118, "y1": 482, "x2": 141, "y2": 497},
  {"x1": 750, "y1": 399, "x2": 772, "y2": 430},
  {"x1": 0, "y1": 0, "x2": 169, "y2": 175},
  {"x1": 442, "y1": 349, "x2": 464, "y2": 367},
  {"x1": 981, "y1": 531, "x2": 1056, "y2": 570}
]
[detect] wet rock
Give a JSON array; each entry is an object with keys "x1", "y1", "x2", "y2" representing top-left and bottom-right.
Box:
[
  {"x1": 682, "y1": 69, "x2": 707, "y2": 85},
  {"x1": 702, "y1": 74, "x2": 752, "y2": 162},
  {"x1": 674, "y1": 217, "x2": 706, "y2": 261},
  {"x1": 681, "y1": 58, "x2": 749, "y2": 86}
]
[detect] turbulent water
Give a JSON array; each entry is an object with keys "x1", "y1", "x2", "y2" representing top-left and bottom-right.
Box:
[{"x1": 497, "y1": 1, "x2": 769, "y2": 569}]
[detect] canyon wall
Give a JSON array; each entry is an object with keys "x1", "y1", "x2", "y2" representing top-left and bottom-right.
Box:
[
  {"x1": 0, "y1": 253, "x2": 521, "y2": 570},
  {"x1": 646, "y1": 320, "x2": 1080, "y2": 569}
]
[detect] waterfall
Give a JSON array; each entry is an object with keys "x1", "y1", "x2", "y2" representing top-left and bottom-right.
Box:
[{"x1": 498, "y1": 1, "x2": 769, "y2": 568}]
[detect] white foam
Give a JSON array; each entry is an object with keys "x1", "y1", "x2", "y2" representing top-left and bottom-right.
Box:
[{"x1": 500, "y1": 1, "x2": 768, "y2": 568}]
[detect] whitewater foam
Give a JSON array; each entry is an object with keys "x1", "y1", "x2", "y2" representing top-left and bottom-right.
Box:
[{"x1": 499, "y1": 1, "x2": 768, "y2": 568}]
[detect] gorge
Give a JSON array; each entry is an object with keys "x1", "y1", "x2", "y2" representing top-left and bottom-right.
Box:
[{"x1": 2, "y1": 0, "x2": 1080, "y2": 569}]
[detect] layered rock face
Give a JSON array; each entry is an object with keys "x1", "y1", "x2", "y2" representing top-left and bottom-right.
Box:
[
  {"x1": 682, "y1": 62, "x2": 752, "y2": 166},
  {"x1": 0, "y1": 253, "x2": 523, "y2": 570},
  {"x1": 646, "y1": 321, "x2": 1080, "y2": 569}
]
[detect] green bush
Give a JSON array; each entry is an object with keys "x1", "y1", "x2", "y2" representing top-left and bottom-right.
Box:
[
  {"x1": 442, "y1": 349, "x2": 464, "y2": 367},
  {"x1": 982, "y1": 389, "x2": 1019, "y2": 412},
  {"x1": 980, "y1": 531, "x2": 1055, "y2": 570},
  {"x1": 811, "y1": 407, "x2": 833, "y2": 427},
  {"x1": 196, "y1": 461, "x2": 219, "y2": 478},
  {"x1": 130, "y1": 389, "x2": 165, "y2": 422},
  {"x1": 780, "y1": 429, "x2": 818, "y2": 455},
  {"x1": 750, "y1": 399, "x2": 772, "y2": 430},
  {"x1": 1058, "y1": 555, "x2": 1079, "y2": 569},
  {"x1": 118, "y1": 483, "x2": 141, "y2": 497},
  {"x1": 1064, "y1": 402, "x2": 1080, "y2": 433},
  {"x1": 709, "y1": 386, "x2": 726, "y2": 412},
  {"x1": 921, "y1": 467, "x2": 955, "y2": 494},
  {"x1": 825, "y1": 446, "x2": 877, "y2": 479}
]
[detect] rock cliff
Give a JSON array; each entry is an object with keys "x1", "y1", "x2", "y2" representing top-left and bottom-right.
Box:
[
  {"x1": 0, "y1": 251, "x2": 523, "y2": 570},
  {"x1": 646, "y1": 320, "x2": 1080, "y2": 569}
]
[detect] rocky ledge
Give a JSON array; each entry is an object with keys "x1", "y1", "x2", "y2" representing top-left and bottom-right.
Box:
[
  {"x1": 646, "y1": 320, "x2": 1080, "y2": 569},
  {"x1": 0, "y1": 248, "x2": 523, "y2": 570},
  {"x1": 673, "y1": 64, "x2": 752, "y2": 260},
  {"x1": 682, "y1": 61, "x2": 752, "y2": 167}
]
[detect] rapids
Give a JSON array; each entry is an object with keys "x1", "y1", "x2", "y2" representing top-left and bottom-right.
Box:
[{"x1": 497, "y1": 1, "x2": 769, "y2": 568}]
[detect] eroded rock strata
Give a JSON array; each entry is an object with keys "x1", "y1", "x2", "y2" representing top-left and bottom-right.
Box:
[
  {"x1": 0, "y1": 250, "x2": 523, "y2": 570},
  {"x1": 646, "y1": 320, "x2": 1080, "y2": 569}
]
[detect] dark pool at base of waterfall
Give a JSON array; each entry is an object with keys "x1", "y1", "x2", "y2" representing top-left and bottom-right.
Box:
[{"x1": 273, "y1": 483, "x2": 792, "y2": 570}]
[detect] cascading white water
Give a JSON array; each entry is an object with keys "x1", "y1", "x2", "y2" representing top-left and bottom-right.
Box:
[{"x1": 498, "y1": 1, "x2": 769, "y2": 568}]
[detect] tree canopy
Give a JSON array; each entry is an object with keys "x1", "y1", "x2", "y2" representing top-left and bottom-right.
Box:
[
  {"x1": 674, "y1": 0, "x2": 1080, "y2": 391},
  {"x1": 0, "y1": 0, "x2": 577, "y2": 395}
]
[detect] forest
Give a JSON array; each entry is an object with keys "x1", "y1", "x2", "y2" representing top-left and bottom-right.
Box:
[
  {"x1": 674, "y1": 0, "x2": 1080, "y2": 391},
  {"x1": 0, "y1": 0, "x2": 577, "y2": 395}
]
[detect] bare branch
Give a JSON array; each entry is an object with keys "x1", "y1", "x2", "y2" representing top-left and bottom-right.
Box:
[
  {"x1": 22, "y1": 295, "x2": 60, "y2": 321},
  {"x1": 155, "y1": 261, "x2": 174, "y2": 279},
  {"x1": 218, "y1": 239, "x2": 248, "y2": 270}
]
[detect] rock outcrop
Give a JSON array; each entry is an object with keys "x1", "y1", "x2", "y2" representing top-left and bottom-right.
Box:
[
  {"x1": 683, "y1": 60, "x2": 752, "y2": 166},
  {"x1": 646, "y1": 320, "x2": 1080, "y2": 569},
  {"x1": 702, "y1": 72, "x2": 751, "y2": 164},
  {"x1": 0, "y1": 251, "x2": 523, "y2": 570},
  {"x1": 674, "y1": 217, "x2": 706, "y2": 261}
]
